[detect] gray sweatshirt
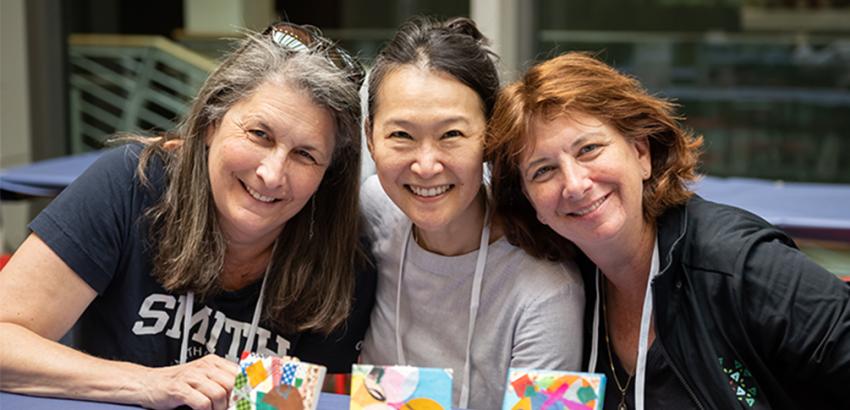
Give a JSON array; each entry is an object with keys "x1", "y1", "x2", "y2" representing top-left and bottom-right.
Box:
[{"x1": 359, "y1": 175, "x2": 585, "y2": 410}]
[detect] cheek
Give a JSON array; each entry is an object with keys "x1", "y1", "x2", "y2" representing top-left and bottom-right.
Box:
[
  {"x1": 293, "y1": 167, "x2": 327, "y2": 197},
  {"x1": 372, "y1": 148, "x2": 407, "y2": 178},
  {"x1": 524, "y1": 184, "x2": 551, "y2": 209},
  {"x1": 213, "y1": 138, "x2": 255, "y2": 171},
  {"x1": 455, "y1": 154, "x2": 483, "y2": 182}
]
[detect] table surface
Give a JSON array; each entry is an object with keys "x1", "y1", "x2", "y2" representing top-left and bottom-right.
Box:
[
  {"x1": 0, "y1": 151, "x2": 103, "y2": 198},
  {"x1": 0, "y1": 391, "x2": 351, "y2": 410},
  {"x1": 0, "y1": 391, "x2": 471, "y2": 410},
  {"x1": 3, "y1": 151, "x2": 850, "y2": 238}
]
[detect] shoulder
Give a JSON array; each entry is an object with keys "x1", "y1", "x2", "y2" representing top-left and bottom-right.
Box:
[
  {"x1": 360, "y1": 175, "x2": 407, "y2": 238},
  {"x1": 80, "y1": 142, "x2": 167, "y2": 190},
  {"x1": 80, "y1": 143, "x2": 143, "y2": 184},
  {"x1": 494, "y1": 239, "x2": 584, "y2": 302},
  {"x1": 676, "y1": 195, "x2": 795, "y2": 276}
]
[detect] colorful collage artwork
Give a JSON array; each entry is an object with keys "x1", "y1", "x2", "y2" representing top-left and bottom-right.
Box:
[
  {"x1": 350, "y1": 364, "x2": 453, "y2": 410},
  {"x1": 228, "y1": 353, "x2": 326, "y2": 410},
  {"x1": 502, "y1": 368, "x2": 606, "y2": 410}
]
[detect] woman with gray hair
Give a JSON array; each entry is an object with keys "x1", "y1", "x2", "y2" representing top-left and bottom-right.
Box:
[{"x1": 0, "y1": 22, "x2": 374, "y2": 409}]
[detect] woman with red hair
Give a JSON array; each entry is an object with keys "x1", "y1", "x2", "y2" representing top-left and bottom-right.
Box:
[{"x1": 488, "y1": 52, "x2": 850, "y2": 409}]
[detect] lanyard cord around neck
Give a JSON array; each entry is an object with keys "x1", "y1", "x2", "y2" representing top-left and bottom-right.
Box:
[
  {"x1": 587, "y1": 238, "x2": 659, "y2": 410},
  {"x1": 180, "y1": 239, "x2": 279, "y2": 364},
  {"x1": 394, "y1": 205, "x2": 491, "y2": 409}
]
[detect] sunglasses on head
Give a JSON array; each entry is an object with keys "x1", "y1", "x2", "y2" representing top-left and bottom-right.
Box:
[{"x1": 264, "y1": 22, "x2": 365, "y2": 87}]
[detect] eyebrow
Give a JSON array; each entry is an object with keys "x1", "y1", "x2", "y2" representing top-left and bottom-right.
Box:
[
  {"x1": 383, "y1": 115, "x2": 472, "y2": 129},
  {"x1": 254, "y1": 119, "x2": 274, "y2": 134},
  {"x1": 523, "y1": 131, "x2": 606, "y2": 174}
]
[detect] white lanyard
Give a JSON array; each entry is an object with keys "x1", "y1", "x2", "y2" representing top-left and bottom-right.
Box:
[
  {"x1": 179, "y1": 240, "x2": 278, "y2": 364},
  {"x1": 395, "y1": 206, "x2": 491, "y2": 409},
  {"x1": 587, "y1": 238, "x2": 659, "y2": 410}
]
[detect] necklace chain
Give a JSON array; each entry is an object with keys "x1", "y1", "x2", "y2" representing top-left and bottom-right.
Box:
[{"x1": 602, "y1": 280, "x2": 633, "y2": 410}]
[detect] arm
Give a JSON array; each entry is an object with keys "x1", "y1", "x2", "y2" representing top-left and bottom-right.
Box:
[
  {"x1": 509, "y1": 270, "x2": 585, "y2": 371},
  {"x1": 742, "y1": 238, "x2": 850, "y2": 404},
  {"x1": 0, "y1": 233, "x2": 239, "y2": 410}
]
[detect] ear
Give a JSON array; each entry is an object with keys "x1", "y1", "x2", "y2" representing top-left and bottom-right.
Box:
[
  {"x1": 162, "y1": 139, "x2": 184, "y2": 151},
  {"x1": 363, "y1": 118, "x2": 375, "y2": 155},
  {"x1": 633, "y1": 136, "x2": 652, "y2": 180},
  {"x1": 204, "y1": 121, "x2": 219, "y2": 147}
]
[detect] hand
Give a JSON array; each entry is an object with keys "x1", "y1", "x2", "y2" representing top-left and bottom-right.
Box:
[{"x1": 139, "y1": 354, "x2": 240, "y2": 410}]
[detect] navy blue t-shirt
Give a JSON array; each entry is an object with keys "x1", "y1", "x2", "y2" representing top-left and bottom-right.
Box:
[{"x1": 29, "y1": 144, "x2": 375, "y2": 372}]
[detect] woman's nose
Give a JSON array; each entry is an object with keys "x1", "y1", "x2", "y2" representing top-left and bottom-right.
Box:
[
  {"x1": 409, "y1": 144, "x2": 444, "y2": 179},
  {"x1": 560, "y1": 159, "x2": 591, "y2": 199},
  {"x1": 256, "y1": 149, "x2": 288, "y2": 189}
]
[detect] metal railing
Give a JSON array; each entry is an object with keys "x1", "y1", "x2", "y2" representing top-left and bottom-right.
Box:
[{"x1": 68, "y1": 34, "x2": 217, "y2": 152}]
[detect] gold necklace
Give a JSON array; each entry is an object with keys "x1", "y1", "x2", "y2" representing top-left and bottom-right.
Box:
[{"x1": 603, "y1": 281, "x2": 633, "y2": 410}]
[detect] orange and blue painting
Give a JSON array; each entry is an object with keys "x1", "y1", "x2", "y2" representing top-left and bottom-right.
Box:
[
  {"x1": 502, "y1": 369, "x2": 606, "y2": 410},
  {"x1": 350, "y1": 364, "x2": 453, "y2": 410}
]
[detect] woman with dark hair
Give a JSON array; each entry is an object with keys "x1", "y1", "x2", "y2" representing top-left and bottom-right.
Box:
[
  {"x1": 0, "y1": 22, "x2": 375, "y2": 409},
  {"x1": 488, "y1": 52, "x2": 850, "y2": 409},
  {"x1": 360, "y1": 17, "x2": 584, "y2": 409}
]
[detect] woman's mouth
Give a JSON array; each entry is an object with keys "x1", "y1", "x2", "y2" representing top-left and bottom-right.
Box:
[
  {"x1": 406, "y1": 184, "x2": 453, "y2": 198},
  {"x1": 564, "y1": 194, "x2": 608, "y2": 217},
  {"x1": 241, "y1": 181, "x2": 279, "y2": 203}
]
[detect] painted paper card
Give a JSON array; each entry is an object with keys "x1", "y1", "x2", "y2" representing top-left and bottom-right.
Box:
[
  {"x1": 502, "y1": 368, "x2": 606, "y2": 410},
  {"x1": 228, "y1": 353, "x2": 326, "y2": 410},
  {"x1": 350, "y1": 364, "x2": 453, "y2": 410}
]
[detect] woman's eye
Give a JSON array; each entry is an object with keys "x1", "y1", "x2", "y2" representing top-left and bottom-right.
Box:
[
  {"x1": 249, "y1": 129, "x2": 270, "y2": 141},
  {"x1": 389, "y1": 131, "x2": 412, "y2": 140},
  {"x1": 531, "y1": 165, "x2": 555, "y2": 181},
  {"x1": 578, "y1": 144, "x2": 599, "y2": 156},
  {"x1": 295, "y1": 149, "x2": 318, "y2": 164},
  {"x1": 442, "y1": 130, "x2": 463, "y2": 139}
]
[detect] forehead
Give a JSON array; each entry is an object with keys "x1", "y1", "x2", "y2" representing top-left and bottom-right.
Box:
[
  {"x1": 236, "y1": 80, "x2": 335, "y2": 142},
  {"x1": 374, "y1": 65, "x2": 484, "y2": 116},
  {"x1": 520, "y1": 111, "x2": 609, "y2": 157}
]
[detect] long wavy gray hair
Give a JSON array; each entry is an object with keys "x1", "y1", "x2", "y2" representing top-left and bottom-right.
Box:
[{"x1": 136, "y1": 28, "x2": 363, "y2": 334}]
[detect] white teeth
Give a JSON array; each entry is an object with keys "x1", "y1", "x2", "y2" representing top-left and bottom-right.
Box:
[
  {"x1": 570, "y1": 196, "x2": 606, "y2": 216},
  {"x1": 409, "y1": 184, "x2": 452, "y2": 197},
  {"x1": 245, "y1": 184, "x2": 277, "y2": 203}
]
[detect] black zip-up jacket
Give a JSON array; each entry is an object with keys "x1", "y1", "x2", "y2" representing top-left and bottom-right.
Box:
[{"x1": 581, "y1": 195, "x2": 850, "y2": 409}]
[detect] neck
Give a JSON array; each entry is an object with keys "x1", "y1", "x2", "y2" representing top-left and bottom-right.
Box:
[
  {"x1": 586, "y1": 219, "x2": 656, "y2": 300},
  {"x1": 220, "y1": 239, "x2": 276, "y2": 291},
  {"x1": 415, "y1": 190, "x2": 488, "y2": 256}
]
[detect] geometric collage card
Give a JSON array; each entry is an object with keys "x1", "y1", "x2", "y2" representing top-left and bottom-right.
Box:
[
  {"x1": 228, "y1": 353, "x2": 326, "y2": 410},
  {"x1": 502, "y1": 368, "x2": 606, "y2": 410}
]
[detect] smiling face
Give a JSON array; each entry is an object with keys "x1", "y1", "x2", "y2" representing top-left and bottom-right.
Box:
[
  {"x1": 206, "y1": 79, "x2": 336, "y2": 246},
  {"x1": 520, "y1": 112, "x2": 652, "y2": 252},
  {"x1": 369, "y1": 65, "x2": 487, "y2": 241}
]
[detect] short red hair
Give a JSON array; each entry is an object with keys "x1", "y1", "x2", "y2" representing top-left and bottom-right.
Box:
[{"x1": 486, "y1": 52, "x2": 703, "y2": 261}]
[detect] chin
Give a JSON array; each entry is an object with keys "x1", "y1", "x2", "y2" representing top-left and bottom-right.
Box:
[{"x1": 409, "y1": 214, "x2": 450, "y2": 233}]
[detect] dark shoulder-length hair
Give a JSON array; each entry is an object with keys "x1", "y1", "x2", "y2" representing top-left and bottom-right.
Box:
[
  {"x1": 486, "y1": 52, "x2": 703, "y2": 261},
  {"x1": 134, "y1": 29, "x2": 363, "y2": 334}
]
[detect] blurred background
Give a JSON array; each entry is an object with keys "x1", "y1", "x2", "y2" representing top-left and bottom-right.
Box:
[{"x1": 2, "y1": 0, "x2": 849, "y2": 274}]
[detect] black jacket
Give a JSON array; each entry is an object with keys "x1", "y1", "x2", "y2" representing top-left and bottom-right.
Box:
[{"x1": 582, "y1": 195, "x2": 850, "y2": 409}]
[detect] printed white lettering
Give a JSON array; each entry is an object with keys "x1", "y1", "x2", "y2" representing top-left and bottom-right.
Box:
[
  {"x1": 132, "y1": 293, "x2": 289, "y2": 362},
  {"x1": 224, "y1": 318, "x2": 249, "y2": 361},
  {"x1": 190, "y1": 306, "x2": 211, "y2": 344},
  {"x1": 132, "y1": 294, "x2": 176, "y2": 335},
  {"x1": 206, "y1": 310, "x2": 227, "y2": 354},
  {"x1": 164, "y1": 294, "x2": 186, "y2": 339}
]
